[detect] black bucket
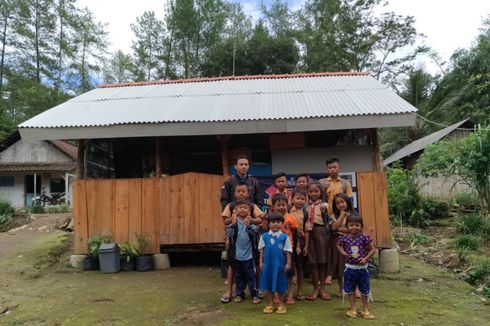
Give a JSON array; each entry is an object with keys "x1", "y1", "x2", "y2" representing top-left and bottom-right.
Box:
[
  {"x1": 136, "y1": 255, "x2": 154, "y2": 272},
  {"x1": 82, "y1": 256, "x2": 99, "y2": 271},
  {"x1": 120, "y1": 256, "x2": 136, "y2": 272}
]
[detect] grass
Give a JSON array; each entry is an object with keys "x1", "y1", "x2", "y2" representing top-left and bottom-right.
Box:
[
  {"x1": 456, "y1": 214, "x2": 486, "y2": 234},
  {"x1": 1, "y1": 234, "x2": 490, "y2": 325},
  {"x1": 407, "y1": 232, "x2": 433, "y2": 245},
  {"x1": 454, "y1": 235, "x2": 481, "y2": 251}
]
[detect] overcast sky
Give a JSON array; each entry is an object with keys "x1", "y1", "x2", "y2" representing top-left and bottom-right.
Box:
[{"x1": 78, "y1": 0, "x2": 489, "y2": 72}]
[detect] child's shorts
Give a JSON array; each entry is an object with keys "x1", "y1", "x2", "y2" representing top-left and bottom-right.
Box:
[{"x1": 343, "y1": 264, "x2": 370, "y2": 296}]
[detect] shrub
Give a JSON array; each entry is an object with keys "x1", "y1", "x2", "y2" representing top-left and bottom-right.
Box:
[
  {"x1": 30, "y1": 204, "x2": 45, "y2": 214},
  {"x1": 387, "y1": 163, "x2": 420, "y2": 224},
  {"x1": 120, "y1": 241, "x2": 140, "y2": 258},
  {"x1": 456, "y1": 214, "x2": 486, "y2": 234},
  {"x1": 480, "y1": 222, "x2": 490, "y2": 242},
  {"x1": 421, "y1": 198, "x2": 449, "y2": 219},
  {"x1": 407, "y1": 233, "x2": 432, "y2": 245},
  {"x1": 453, "y1": 235, "x2": 480, "y2": 251},
  {"x1": 87, "y1": 236, "x2": 111, "y2": 256},
  {"x1": 466, "y1": 258, "x2": 490, "y2": 286},
  {"x1": 454, "y1": 192, "x2": 480, "y2": 210},
  {"x1": 0, "y1": 199, "x2": 14, "y2": 231},
  {"x1": 45, "y1": 204, "x2": 71, "y2": 214},
  {"x1": 409, "y1": 208, "x2": 430, "y2": 228}
]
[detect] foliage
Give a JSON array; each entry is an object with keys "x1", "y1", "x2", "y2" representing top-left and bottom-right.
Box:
[
  {"x1": 416, "y1": 127, "x2": 490, "y2": 214},
  {"x1": 454, "y1": 192, "x2": 480, "y2": 210},
  {"x1": 0, "y1": 199, "x2": 14, "y2": 231},
  {"x1": 30, "y1": 204, "x2": 46, "y2": 214},
  {"x1": 386, "y1": 163, "x2": 420, "y2": 224},
  {"x1": 87, "y1": 235, "x2": 111, "y2": 256},
  {"x1": 456, "y1": 213, "x2": 486, "y2": 234},
  {"x1": 409, "y1": 208, "x2": 430, "y2": 228},
  {"x1": 45, "y1": 204, "x2": 71, "y2": 214},
  {"x1": 421, "y1": 198, "x2": 449, "y2": 220},
  {"x1": 453, "y1": 235, "x2": 480, "y2": 251},
  {"x1": 466, "y1": 258, "x2": 490, "y2": 286},
  {"x1": 120, "y1": 241, "x2": 140, "y2": 258},
  {"x1": 407, "y1": 233, "x2": 432, "y2": 245}
]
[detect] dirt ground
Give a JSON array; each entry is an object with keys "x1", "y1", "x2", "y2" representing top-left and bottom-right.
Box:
[{"x1": 1, "y1": 216, "x2": 490, "y2": 326}]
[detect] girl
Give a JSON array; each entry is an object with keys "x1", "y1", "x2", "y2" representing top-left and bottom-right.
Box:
[
  {"x1": 303, "y1": 181, "x2": 330, "y2": 301},
  {"x1": 289, "y1": 189, "x2": 308, "y2": 301},
  {"x1": 337, "y1": 214, "x2": 376, "y2": 319},
  {"x1": 259, "y1": 212, "x2": 293, "y2": 314},
  {"x1": 328, "y1": 193, "x2": 354, "y2": 297}
]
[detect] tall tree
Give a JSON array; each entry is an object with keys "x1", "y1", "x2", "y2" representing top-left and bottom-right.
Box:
[
  {"x1": 0, "y1": 0, "x2": 17, "y2": 91},
  {"x1": 103, "y1": 50, "x2": 134, "y2": 84}
]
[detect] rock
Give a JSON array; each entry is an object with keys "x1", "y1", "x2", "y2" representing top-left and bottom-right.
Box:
[
  {"x1": 0, "y1": 305, "x2": 8, "y2": 315},
  {"x1": 55, "y1": 215, "x2": 72, "y2": 230},
  {"x1": 379, "y1": 248, "x2": 400, "y2": 273},
  {"x1": 70, "y1": 255, "x2": 86, "y2": 269},
  {"x1": 37, "y1": 225, "x2": 48, "y2": 232},
  {"x1": 153, "y1": 254, "x2": 170, "y2": 270}
]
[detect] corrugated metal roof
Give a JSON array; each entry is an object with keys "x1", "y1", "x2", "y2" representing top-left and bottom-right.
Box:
[
  {"x1": 383, "y1": 119, "x2": 469, "y2": 165},
  {"x1": 0, "y1": 162, "x2": 76, "y2": 172},
  {"x1": 19, "y1": 73, "x2": 417, "y2": 129}
]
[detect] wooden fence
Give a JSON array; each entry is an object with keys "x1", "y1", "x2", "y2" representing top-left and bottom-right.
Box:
[{"x1": 73, "y1": 172, "x2": 392, "y2": 254}]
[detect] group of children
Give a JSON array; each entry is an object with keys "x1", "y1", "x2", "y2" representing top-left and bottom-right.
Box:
[{"x1": 220, "y1": 158, "x2": 376, "y2": 319}]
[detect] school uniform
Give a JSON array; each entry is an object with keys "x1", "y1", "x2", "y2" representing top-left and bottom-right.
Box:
[
  {"x1": 305, "y1": 200, "x2": 329, "y2": 265},
  {"x1": 258, "y1": 230, "x2": 292, "y2": 294},
  {"x1": 319, "y1": 176, "x2": 353, "y2": 216},
  {"x1": 220, "y1": 173, "x2": 262, "y2": 209}
]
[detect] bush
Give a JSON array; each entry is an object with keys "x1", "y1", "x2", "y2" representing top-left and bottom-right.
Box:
[
  {"x1": 387, "y1": 164, "x2": 420, "y2": 224},
  {"x1": 456, "y1": 214, "x2": 486, "y2": 234},
  {"x1": 87, "y1": 236, "x2": 111, "y2": 256},
  {"x1": 467, "y1": 258, "x2": 490, "y2": 286},
  {"x1": 454, "y1": 192, "x2": 480, "y2": 210},
  {"x1": 120, "y1": 241, "x2": 140, "y2": 257},
  {"x1": 421, "y1": 198, "x2": 449, "y2": 219},
  {"x1": 453, "y1": 235, "x2": 480, "y2": 251},
  {"x1": 407, "y1": 233, "x2": 432, "y2": 245},
  {"x1": 480, "y1": 222, "x2": 490, "y2": 242},
  {"x1": 30, "y1": 204, "x2": 46, "y2": 214},
  {"x1": 409, "y1": 208, "x2": 430, "y2": 228},
  {"x1": 0, "y1": 199, "x2": 14, "y2": 231},
  {"x1": 45, "y1": 204, "x2": 71, "y2": 214}
]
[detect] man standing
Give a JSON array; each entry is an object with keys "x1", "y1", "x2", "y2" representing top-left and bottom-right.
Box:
[{"x1": 319, "y1": 157, "x2": 353, "y2": 215}]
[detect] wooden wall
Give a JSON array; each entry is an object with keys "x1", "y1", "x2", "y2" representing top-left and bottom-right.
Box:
[{"x1": 72, "y1": 171, "x2": 393, "y2": 254}]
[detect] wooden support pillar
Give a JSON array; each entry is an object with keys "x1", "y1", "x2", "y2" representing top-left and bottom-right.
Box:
[
  {"x1": 155, "y1": 137, "x2": 161, "y2": 178},
  {"x1": 218, "y1": 135, "x2": 231, "y2": 178},
  {"x1": 370, "y1": 128, "x2": 383, "y2": 172},
  {"x1": 76, "y1": 139, "x2": 86, "y2": 179}
]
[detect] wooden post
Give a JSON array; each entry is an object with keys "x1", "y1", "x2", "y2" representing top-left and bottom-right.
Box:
[
  {"x1": 370, "y1": 128, "x2": 383, "y2": 172},
  {"x1": 33, "y1": 172, "x2": 37, "y2": 205},
  {"x1": 76, "y1": 139, "x2": 86, "y2": 179},
  {"x1": 155, "y1": 137, "x2": 161, "y2": 178},
  {"x1": 218, "y1": 135, "x2": 231, "y2": 178}
]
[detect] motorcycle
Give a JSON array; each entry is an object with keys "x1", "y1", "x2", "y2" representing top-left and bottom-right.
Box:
[{"x1": 32, "y1": 191, "x2": 66, "y2": 206}]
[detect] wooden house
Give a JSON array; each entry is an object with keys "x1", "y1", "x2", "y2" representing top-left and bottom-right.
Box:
[{"x1": 18, "y1": 72, "x2": 417, "y2": 254}]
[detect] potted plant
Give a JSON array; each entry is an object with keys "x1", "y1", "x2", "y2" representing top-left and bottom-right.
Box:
[
  {"x1": 135, "y1": 233, "x2": 154, "y2": 272},
  {"x1": 83, "y1": 236, "x2": 111, "y2": 271},
  {"x1": 119, "y1": 241, "x2": 139, "y2": 271}
]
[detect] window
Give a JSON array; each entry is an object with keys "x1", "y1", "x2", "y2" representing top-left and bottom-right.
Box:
[{"x1": 0, "y1": 176, "x2": 14, "y2": 187}]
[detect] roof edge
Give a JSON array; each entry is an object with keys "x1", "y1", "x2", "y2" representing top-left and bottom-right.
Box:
[{"x1": 98, "y1": 72, "x2": 371, "y2": 89}]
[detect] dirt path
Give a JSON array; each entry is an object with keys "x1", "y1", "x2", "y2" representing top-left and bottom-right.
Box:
[{"x1": 0, "y1": 213, "x2": 71, "y2": 258}]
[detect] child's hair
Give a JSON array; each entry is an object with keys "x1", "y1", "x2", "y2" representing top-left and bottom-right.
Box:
[
  {"x1": 267, "y1": 212, "x2": 284, "y2": 223},
  {"x1": 235, "y1": 155, "x2": 250, "y2": 164},
  {"x1": 274, "y1": 172, "x2": 287, "y2": 180},
  {"x1": 294, "y1": 173, "x2": 308, "y2": 181},
  {"x1": 307, "y1": 181, "x2": 323, "y2": 195},
  {"x1": 332, "y1": 192, "x2": 355, "y2": 216},
  {"x1": 326, "y1": 157, "x2": 340, "y2": 165},
  {"x1": 271, "y1": 193, "x2": 288, "y2": 206},
  {"x1": 346, "y1": 213, "x2": 364, "y2": 227},
  {"x1": 292, "y1": 189, "x2": 307, "y2": 199},
  {"x1": 235, "y1": 199, "x2": 251, "y2": 207}
]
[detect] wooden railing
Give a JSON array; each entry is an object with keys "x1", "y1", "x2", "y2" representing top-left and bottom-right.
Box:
[{"x1": 73, "y1": 172, "x2": 392, "y2": 254}]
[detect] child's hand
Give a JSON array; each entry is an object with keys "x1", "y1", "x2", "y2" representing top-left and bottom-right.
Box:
[
  {"x1": 339, "y1": 210, "x2": 347, "y2": 219},
  {"x1": 305, "y1": 223, "x2": 313, "y2": 232},
  {"x1": 285, "y1": 262, "x2": 291, "y2": 272},
  {"x1": 340, "y1": 250, "x2": 348, "y2": 257},
  {"x1": 302, "y1": 247, "x2": 308, "y2": 256},
  {"x1": 259, "y1": 262, "x2": 263, "y2": 272},
  {"x1": 296, "y1": 245, "x2": 302, "y2": 256},
  {"x1": 320, "y1": 203, "x2": 328, "y2": 213},
  {"x1": 231, "y1": 216, "x2": 237, "y2": 225},
  {"x1": 245, "y1": 216, "x2": 251, "y2": 227},
  {"x1": 359, "y1": 257, "x2": 368, "y2": 265}
]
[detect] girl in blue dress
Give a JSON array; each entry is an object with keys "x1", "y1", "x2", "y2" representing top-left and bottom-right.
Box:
[{"x1": 259, "y1": 212, "x2": 293, "y2": 314}]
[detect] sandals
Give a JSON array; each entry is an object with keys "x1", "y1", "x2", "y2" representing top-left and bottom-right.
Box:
[
  {"x1": 220, "y1": 296, "x2": 231, "y2": 304},
  {"x1": 252, "y1": 297, "x2": 262, "y2": 304},
  {"x1": 305, "y1": 293, "x2": 318, "y2": 301},
  {"x1": 285, "y1": 297, "x2": 295, "y2": 305},
  {"x1": 346, "y1": 310, "x2": 358, "y2": 318},
  {"x1": 295, "y1": 295, "x2": 305, "y2": 301},
  {"x1": 263, "y1": 305, "x2": 274, "y2": 314},
  {"x1": 361, "y1": 311, "x2": 375, "y2": 319},
  {"x1": 276, "y1": 306, "x2": 287, "y2": 314},
  {"x1": 233, "y1": 296, "x2": 243, "y2": 303},
  {"x1": 320, "y1": 292, "x2": 331, "y2": 301}
]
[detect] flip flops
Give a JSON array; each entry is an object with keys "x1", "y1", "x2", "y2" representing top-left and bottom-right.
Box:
[
  {"x1": 220, "y1": 296, "x2": 231, "y2": 304},
  {"x1": 263, "y1": 305, "x2": 274, "y2": 314},
  {"x1": 346, "y1": 310, "x2": 358, "y2": 318},
  {"x1": 276, "y1": 306, "x2": 287, "y2": 314},
  {"x1": 361, "y1": 311, "x2": 375, "y2": 319}
]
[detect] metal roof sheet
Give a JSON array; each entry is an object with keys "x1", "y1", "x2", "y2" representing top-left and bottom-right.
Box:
[
  {"x1": 19, "y1": 73, "x2": 417, "y2": 129},
  {"x1": 383, "y1": 119, "x2": 470, "y2": 165}
]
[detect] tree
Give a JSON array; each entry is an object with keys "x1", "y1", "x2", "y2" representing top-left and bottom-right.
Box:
[
  {"x1": 131, "y1": 11, "x2": 163, "y2": 82},
  {"x1": 416, "y1": 127, "x2": 490, "y2": 215},
  {"x1": 103, "y1": 50, "x2": 134, "y2": 84},
  {"x1": 0, "y1": 0, "x2": 17, "y2": 91}
]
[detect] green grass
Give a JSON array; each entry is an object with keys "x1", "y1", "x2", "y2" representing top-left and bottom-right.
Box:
[
  {"x1": 453, "y1": 234, "x2": 481, "y2": 251},
  {"x1": 407, "y1": 233, "x2": 433, "y2": 245},
  {"x1": 1, "y1": 234, "x2": 490, "y2": 325}
]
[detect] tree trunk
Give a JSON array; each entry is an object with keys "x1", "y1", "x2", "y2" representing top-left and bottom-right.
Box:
[
  {"x1": 0, "y1": 15, "x2": 8, "y2": 91},
  {"x1": 34, "y1": 1, "x2": 41, "y2": 83},
  {"x1": 55, "y1": 0, "x2": 65, "y2": 96}
]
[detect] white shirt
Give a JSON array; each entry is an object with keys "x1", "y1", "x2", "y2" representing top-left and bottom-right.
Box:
[{"x1": 258, "y1": 230, "x2": 293, "y2": 252}]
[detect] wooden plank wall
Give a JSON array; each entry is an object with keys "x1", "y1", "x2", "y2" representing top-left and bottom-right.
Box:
[
  {"x1": 72, "y1": 173, "x2": 224, "y2": 254},
  {"x1": 72, "y1": 171, "x2": 393, "y2": 253},
  {"x1": 357, "y1": 172, "x2": 392, "y2": 248}
]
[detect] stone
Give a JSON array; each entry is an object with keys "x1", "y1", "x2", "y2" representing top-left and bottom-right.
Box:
[
  {"x1": 379, "y1": 248, "x2": 400, "y2": 273},
  {"x1": 70, "y1": 255, "x2": 86, "y2": 269},
  {"x1": 153, "y1": 254, "x2": 170, "y2": 270}
]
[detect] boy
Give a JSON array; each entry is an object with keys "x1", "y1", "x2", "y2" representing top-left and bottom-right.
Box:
[
  {"x1": 267, "y1": 172, "x2": 290, "y2": 209},
  {"x1": 289, "y1": 189, "x2": 308, "y2": 300},
  {"x1": 221, "y1": 184, "x2": 263, "y2": 303},
  {"x1": 226, "y1": 199, "x2": 261, "y2": 304},
  {"x1": 270, "y1": 193, "x2": 298, "y2": 305},
  {"x1": 288, "y1": 174, "x2": 308, "y2": 206}
]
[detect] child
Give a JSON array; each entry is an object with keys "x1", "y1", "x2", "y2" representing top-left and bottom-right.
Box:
[
  {"x1": 221, "y1": 184, "x2": 264, "y2": 303},
  {"x1": 337, "y1": 214, "x2": 376, "y2": 319},
  {"x1": 288, "y1": 174, "x2": 309, "y2": 205},
  {"x1": 267, "y1": 172, "x2": 289, "y2": 210},
  {"x1": 270, "y1": 193, "x2": 298, "y2": 305},
  {"x1": 259, "y1": 212, "x2": 293, "y2": 314},
  {"x1": 225, "y1": 199, "x2": 261, "y2": 304},
  {"x1": 289, "y1": 189, "x2": 308, "y2": 301},
  {"x1": 303, "y1": 181, "x2": 330, "y2": 301},
  {"x1": 328, "y1": 193, "x2": 355, "y2": 297}
]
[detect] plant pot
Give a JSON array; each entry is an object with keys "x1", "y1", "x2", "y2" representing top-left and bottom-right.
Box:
[
  {"x1": 135, "y1": 254, "x2": 154, "y2": 272},
  {"x1": 120, "y1": 256, "x2": 136, "y2": 272},
  {"x1": 82, "y1": 255, "x2": 99, "y2": 271}
]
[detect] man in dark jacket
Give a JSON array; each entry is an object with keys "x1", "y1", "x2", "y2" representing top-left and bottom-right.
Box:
[{"x1": 220, "y1": 155, "x2": 263, "y2": 209}]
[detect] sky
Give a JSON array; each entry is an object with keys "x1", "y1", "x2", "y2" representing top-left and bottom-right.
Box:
[{"x1": 78, "y1": 0, "x2": 489, "y2": 73}]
